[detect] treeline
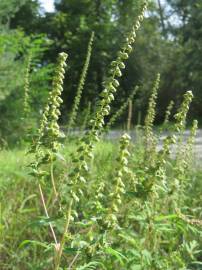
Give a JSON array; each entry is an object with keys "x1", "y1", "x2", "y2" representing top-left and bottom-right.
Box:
[{"x1": 0, "y1": 0, "x2": 202, "y2": 143}]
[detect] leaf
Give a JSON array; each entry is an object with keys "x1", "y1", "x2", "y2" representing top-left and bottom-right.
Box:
[
  {"x1": 19, "y1": 240, "x2": 49, "y2": 249},
  {"x1": 104, "y1": 247, "x2": 127, "y2": 266},
  {"x1": 131, "y1": 265, "x2": 141, "y2": 270},
  {"x1": 55, "y1": 152, "x2": 66, "y2": 162},
  {"x1": 63, "y1": 247, "x2": 79, "y2": 254},
  {"x1": 141, "y1": 249, "x2": 152, "y2": 265},
  {"x1": 28, "y1": 215, "x2": 63, "y2": 227},
  {"x1": 77, "y1": 261, "x2": 106, "y2": 270},
  {"x1": 154, "y1": 214, "x2": 178, "y2": 221}
]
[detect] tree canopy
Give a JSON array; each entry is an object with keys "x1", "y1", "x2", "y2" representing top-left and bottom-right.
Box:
[{"x1": 0, "y1": 0, "x2": 202, "y2": 142}]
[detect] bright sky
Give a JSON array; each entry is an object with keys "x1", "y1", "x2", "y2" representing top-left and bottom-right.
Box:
[{"x1": 39, "y1": 0, "x2": 55, "y2": 12}]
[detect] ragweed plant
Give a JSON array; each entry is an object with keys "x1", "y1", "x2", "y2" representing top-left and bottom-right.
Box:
[
  {"x1": 160, "y1": 91, "x2": 193, "y2": 163},
  {"x1": 29, "y1": 52, "x2": 68, "y2": 251},
  {"x1": 56, "y1": 4, "x2": 148, "y2": 268},
  {"x1": 38, "y1": 52, "x2": 68, "y2": 153},
  {"x1": 105, "y1": 86, "x2": 139, "y2": 132},
  {"x1": 156, "y1": 91, "x2": 194, "y2": 188},
  {"x1": 65, "y1": 0, "x2": 148, "y2": 208},
  {"x1": 30, "y1": 52, "x2": 68, "y2": 168},
  {"x1": 174, "y1": 91, "x2": 193, "y2": 133},
  {"x1": 68, "y1": 32, "x2": 94, "y2": 132},
  {"x1": 23, "y1": 53, "x2": 32, "y2": 116},
  {"x1": 163, "y1": 100, "x2": 174, "y2": 125},
  {"x1": 175, "y1": 91, "x2": 194, "y2": 172},
  {"x1": 92, "y1": 2, "x2": 147, "y2": 136},
  {"x1": 105, "y1": 133, "x2": 131, "y2": 228},
  {"x1": 156, "y1": 91, "x2": 194, "y2": 211},
  {"x1": 65, "y1": 0, "x2": 148, "y2": 201},
  {"x1": 144, "y1": 73, "x2": 160, "y2": 165}
]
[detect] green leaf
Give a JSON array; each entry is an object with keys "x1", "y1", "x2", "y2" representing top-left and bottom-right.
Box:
[
  {"x1": 77, "y1": 261, "x2": 106, "y2": 270},
  {"x1": 104, "y1": 247, "x2": 127, "y2": 266},
  {"x1": 19, "y1": 240, "x2": 49, "y2": 249},
  {"x1": 28, "y1": 215, "x2": 63, "y2": 227},
  {"x1": 154, "y1": 214, "x2": 178, "y2": 221},
  {"x1": 63, "y1": 247, "x2": 79, "y2": 254}
]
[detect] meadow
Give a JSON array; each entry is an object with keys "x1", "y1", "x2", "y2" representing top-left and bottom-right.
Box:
[{"x1": 1, "y1": 1, "x2": 202, "y2": 269}]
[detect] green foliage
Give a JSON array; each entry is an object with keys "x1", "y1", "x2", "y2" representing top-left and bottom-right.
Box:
[{"x1": 0, "y1": 28, "x2": 53, "y2": 145}]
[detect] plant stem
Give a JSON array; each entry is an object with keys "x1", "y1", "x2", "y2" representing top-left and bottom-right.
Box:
[
  {"x1": 68, "y1": 252, "x2": 80, "y2": 269},
  {"x1": 54, "y1": 199, "x2": 73, "y2": 270},
  {"x1": 51, "y1": 162, "x2": 58, "y2": 198},
  {"x1": 38, "y1": 183, "x2": 58, "y2": 245}
]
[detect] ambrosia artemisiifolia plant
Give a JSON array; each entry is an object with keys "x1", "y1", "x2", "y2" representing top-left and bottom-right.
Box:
[
  {"x1": 66, "y1": 1, "x2": 148, "y2": 203},
  {"x1": 29, "y1": 52, "x2": 68, "y2": 249},
  {"x1": 68, "y1": 32, "x2": 94, "y2": 132},
  {"x1": 35, "y1": 52, "x2": 68, "y2": 155},
  {"x1": 161, "y1": 91, "x2": 193, "y2": 160},
  {"x1": 92, "y1": 2, "x2": 147, "y2": 136},
  {"x1": 174, "y1": 91, "x2": 193, "y2": 133},
  {"x1": 158, "y1": 91, "x2": 193, "y2": 169},
  {"x1": 155, "y1": 91, "x2": 194, "y2": 208},
  {"x1": 105, "y1": 133, "x2": 131, "y2": 228},
  {"x1": 144, "y1": 73, "x2": 160, "y2": 168},
  {"x1": 55, "y1": 3, "x2": 148, "y2": 268},
  {"x1": 163, "y1": 100, "x2": 174, "y2": 125},
  {"x1": 144, "y1": 73, "x2": 160, "y2": 150},
  {"x1": 23, "y1": 53, "x2": 32, "y2": 116}
]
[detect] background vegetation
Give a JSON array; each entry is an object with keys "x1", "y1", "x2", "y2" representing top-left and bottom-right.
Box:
[{"x1": 1, "y1": 0, "x2": 202, "y2": 143}]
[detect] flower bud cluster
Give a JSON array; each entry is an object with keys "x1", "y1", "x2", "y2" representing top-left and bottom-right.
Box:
[
  {"x1": 163, "y1": 100, "x2": 174, "y2": 125},
  {"x1": 105, "y1": 133, "x2": 131, "y2": 228},
  {"x1": 174, "y1": 91, "x2": 193, "y2": 132},
  {"x1": 68, "y1": 32, "x2": 94, "y2": 131},
  {"x1": 144, "y1": 74, "x2": 160, "y2": 167},
  {"x1": 29, "y1": 52, "x2": 68, "y2": 178},
  {"x1": 144, "y1": 73, "x2": 160, "y2": 148},
  {"x1": 23, "y1": 53, "x2": 32, "y2": 116},
  {"x1": 92, "y1": 2, "x2": 148, "y2": 136},
  {"x1": 39, "y1": 52, "x2": 68, "y2": 153}
]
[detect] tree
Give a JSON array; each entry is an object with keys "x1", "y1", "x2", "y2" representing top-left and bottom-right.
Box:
[{"x1": 162, "y1": 0, "x2": 202, "y2": 118}]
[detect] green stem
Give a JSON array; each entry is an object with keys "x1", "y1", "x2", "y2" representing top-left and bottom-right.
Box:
[
  {"x1": 54, "y1": 199, "x2": 73, "y2": 270},
  {"x1": 51, "y1": 162, "x2": 58, "y2": 198}
]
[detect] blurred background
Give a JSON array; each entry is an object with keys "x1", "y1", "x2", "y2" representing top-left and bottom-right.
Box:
[{"x1": 0, "y1": 0, "x2": 202, "y2": 144}]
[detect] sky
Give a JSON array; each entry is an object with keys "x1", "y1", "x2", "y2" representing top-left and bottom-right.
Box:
[{"x1": 39, "y1": 0, "x2": 55, "y2": 12}]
